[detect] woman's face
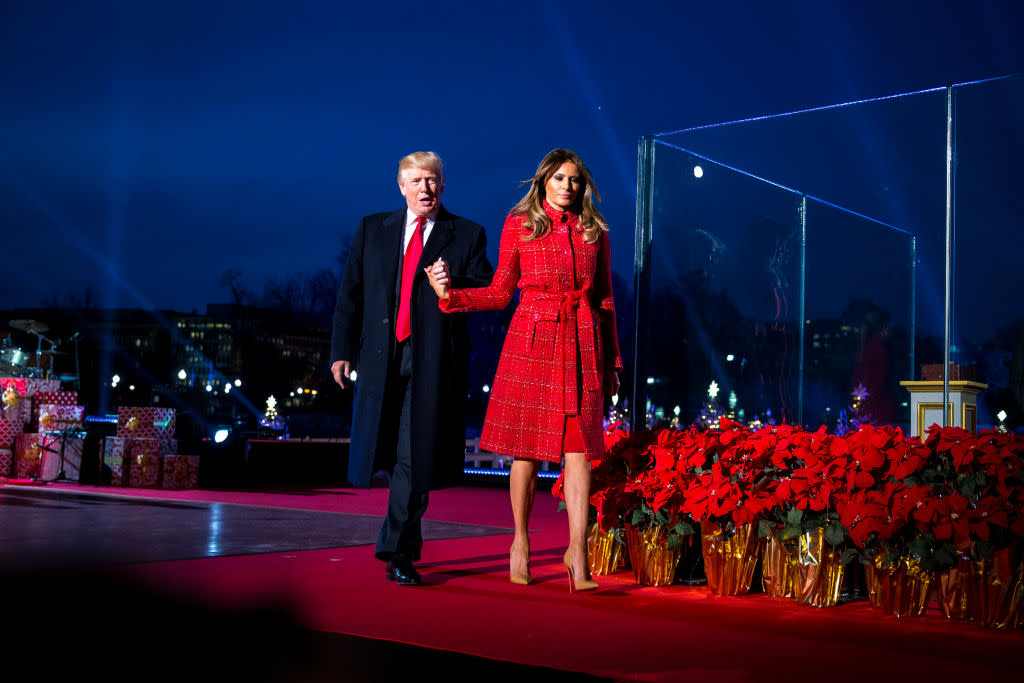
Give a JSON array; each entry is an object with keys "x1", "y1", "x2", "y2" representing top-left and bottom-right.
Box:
[{"x1": 544, "y1": 162, "x2": 581, "y2": 211}]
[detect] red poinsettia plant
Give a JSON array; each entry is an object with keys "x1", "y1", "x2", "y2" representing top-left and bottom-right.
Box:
[{"x1": 834, "y1": 423, "x2": 1024, "y2": 571}]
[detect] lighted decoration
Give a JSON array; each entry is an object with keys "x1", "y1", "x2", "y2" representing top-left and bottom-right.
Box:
[
  {"x1": 708, "y1": 380, "x2": 720, "y2": 400},
  {"x1": 836, "y1": 383, "x2": 875, "y2": 437},
  {"x1": 260, "y1": 395, "x2": 286, "y2": 432},
  {"x1": 996, "y1": 409, "x2": 1008, "y2": 433}
]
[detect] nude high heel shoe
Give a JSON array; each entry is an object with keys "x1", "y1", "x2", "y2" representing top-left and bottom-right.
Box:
[
  {"x1": 510, "y1": 546, "x2": 532, "y2": 585},
  {"x1": 563, "y1": 549, "x2": 598, "y2": 594}
]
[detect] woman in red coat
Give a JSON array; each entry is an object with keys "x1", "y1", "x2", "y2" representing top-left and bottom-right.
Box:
[{"x1": 425, "y1": 149, "x2": 622, "y2": 593}]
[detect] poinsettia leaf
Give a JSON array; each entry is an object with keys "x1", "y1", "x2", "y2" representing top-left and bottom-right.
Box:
[
  {"x1": 675, "y1": 521, "x2": 694, "y2": 536},
  {"x1": 557, "y1": 501, "x2": 567, "y2": 512},
  {"x1": 907, "y1": 537, "x2": 930, "y2": 559},
  {"x1": 840, "y1": 548, "x2": 860, "y2": 566},
  {"x1": 976, "y1": 540, "x2": 995, "y2": 559},
  {"x1": 786, "y1": 508, "x2": 804, "y2": 527},
  {"x1": 901, "y1": 475, "x2": 920, "y2": 486},
  {"x1": 758, "y1": 519, "x2": 773, "y2": 538},
  {"x1": 667, "y1": 533, "x2": 681, "y2": 551},
  {"x1": 825, "y1": 523, "x2": 846, "y2": 547},
  {"x1": 934, "y1": 544, "x2": 957, "y2": 569},
  {"x1": 781, "y1": 526, "x2": 801, "y2": 541},
  {"x1": 630, "y1": 509, "x2": 645, "y2": 525},
  {"x1": 960, "y1": 478, "x2": 977, "y2": 497}
]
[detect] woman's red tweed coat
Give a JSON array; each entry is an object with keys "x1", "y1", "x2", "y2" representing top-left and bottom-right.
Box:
[{"x1": 440, "y1": 200, "x2": 622, "y2": 463}]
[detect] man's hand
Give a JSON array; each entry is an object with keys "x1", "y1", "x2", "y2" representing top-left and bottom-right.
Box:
[
  {"x1": 424, "y1": 258, "x2": 450, "y2": 300},
  {"x1": 332, "y1": 360, "x2": 352, "y2": 389}
]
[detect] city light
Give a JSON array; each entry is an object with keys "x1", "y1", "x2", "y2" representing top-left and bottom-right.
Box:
[
  {"x1": 726, "y1": 354, "x2": 734, "y2": 361},
  {"x1": 673, "y1": 405, "x2": 681, "y2": 416},
  {"x1": 297, "y1": 387, "x2": 303, "y2": 394},
  {"x1": 111, "y1": 374, "x2": 120, "y2": 386},
  {"x1": 647, "y1": 377, "x2": 654, "y2": 384},
  {"x1": 178, "y1": 369, "x2": 187, "y2": 380},
  {"x1": 234, "y1": 379, "x2": 241, "y2": 387},
  {"x1": 224, "y1": 383, "x2": 231, "y2": 394},
  {"x1": 128, "y1": 385, "x2": 135, "y2": 391},
  {"x1": 205, "y1": 384, "x2": 213, "y2": 392},
  {"x1": 350, "y1": 370, "x2": 358, "y2": 381},
  {"x1": 693, "y1": 165, "x2": 703, "y2": 178},
  {"x1": 482, "y1": 384, "x2": 490, "y2": 393}
]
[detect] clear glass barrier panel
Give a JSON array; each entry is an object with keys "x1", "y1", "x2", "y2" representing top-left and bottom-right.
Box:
[
  {"x1": 804, "y1": 199, "x2": 914, "y2": 432},
  {"x1": 646, "y1": 141, "x2": 801, "y2": 427},
  {"x1": 952, "y1": 75, "x2": 1024, "y2": 428}
]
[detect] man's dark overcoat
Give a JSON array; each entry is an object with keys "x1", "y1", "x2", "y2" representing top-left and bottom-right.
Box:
[{"x1": 331, "y1": 206, "x2": 492, "y2": 489}]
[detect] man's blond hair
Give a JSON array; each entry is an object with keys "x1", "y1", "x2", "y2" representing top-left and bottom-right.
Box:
[{"x1": 397, "y1": 151, "x2": 444, "y2": 184}]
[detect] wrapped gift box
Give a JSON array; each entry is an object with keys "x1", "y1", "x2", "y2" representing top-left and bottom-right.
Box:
[
  {"x1": 0, "y1": 377, "x2": 60, "y2": 397},
  {"x1": 100, "y1": 436, "x2": 130, "y2": 486},
  {"x1": 2, "y1": 385, "x2": 32, "y2": 430},
  {"x1": 162, "y1": 454, "x2": 199, "y2": 490},
  {"x1": 128, "y1": 438, "x2": 163, "y2": 488},
  {"x1": 0, "y1": 448, "x2": 12, "y2": 477},
  {"x1": 0, "y1": 418, "x2": 18, "y2": 450},
  {"x1": 38, "y1": 404, "x2": 86, "y2": 432},
  {"x1": 30, "y1": 391, "x2": 79, "y2": 431},
  {"x1": 14, "y1": 433, "x2": 46, "y2": 479},
  {"x1": 39, "y1": 433, "x2": 84, "y2": 482},
  {"x1": 117, "y1": 407, "x2": 176, "y2": 445}
]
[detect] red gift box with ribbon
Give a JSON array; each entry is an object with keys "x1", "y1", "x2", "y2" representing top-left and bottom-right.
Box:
[
  {"x1": 162, "y1": 454, "x2": 199, "y2": 489},
  {"x1": 14, "y1": 433, "x2": 47, "y2": 479},
  {"x1": 117, "y1": 407, "x2": 176, "y2": 445},
  {"x1": 39, "y1": 435, "x2": 84, "y2": 482},
  {"x1": 128, "y1": 438, "x2": 164, "y2": 488},
  {"x1": 100, "y1": 436, "x2": 130, "y2": 486}
]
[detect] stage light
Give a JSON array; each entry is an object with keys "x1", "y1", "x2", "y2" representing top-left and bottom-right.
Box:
[
  {"x1": 205, "y1": 384, "x2": 213, "y2": 392},
  {"x1": 290, "y1": 392, "x2": 295, "y2": 397},
  {"x1": 998, "y1": 410, "x2": 1008, "y2": 422},
  {"x1": 693, "y1": 165, "x2": 703, "y2": 178},
  {"x1": 128, "y1": 385, "x2": 135, "y2": 391},
  {"x1": 482, "y1": 384, "x2": 490, "y2": 393},
  {"x1": 647, "y1": 377, "x2": 654, "y2": 384},
  {"x1": 213, "y1": 428, "x2": 230, "y2": 444},
  {"x1": 726, "y1": 354, "x2": 734, "y2": 361},
  {"x1": 297, "y1": 387, "x2": 303, "y2": 394},
  {"x1": 234, "y1": 379, "x2": 241, "y2": 387},
  {"x1": 178, "y1": 369, "x2": 187, "y2": 380},
  {"x1": 224, "y1": 383, "x2": 231, "y2": 394},
  {"x1": 112, "y1": 374, "x2": 120, "y2": 385}
]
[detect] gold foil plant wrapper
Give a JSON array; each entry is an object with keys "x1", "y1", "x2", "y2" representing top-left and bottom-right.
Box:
[
  {"x1": 587, "y1": 523, "x2": 625, "y2": 576},
  {"x1": 701, "y1": 521, "x2": 765, "y2": 596},
  {"x1": 792, "y1": 527, "x2": 844, "y2": 608},
  {"x1": 625, "y1": 525, "x2": 682, "y2": 587}
]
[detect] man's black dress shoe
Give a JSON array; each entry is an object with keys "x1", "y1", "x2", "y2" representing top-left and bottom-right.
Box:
[{"x1": 385, "y1": 556, "x2": 424, "y2": 586}]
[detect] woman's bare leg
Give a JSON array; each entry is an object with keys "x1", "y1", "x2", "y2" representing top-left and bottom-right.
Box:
[{"x1": 509, "y1": 457, "x2": 540, "y2": 578}]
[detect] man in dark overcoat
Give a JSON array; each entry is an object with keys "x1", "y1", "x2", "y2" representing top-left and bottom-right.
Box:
[{"x1": 331, "y1": 151, "x2": 492, "y2": 585}]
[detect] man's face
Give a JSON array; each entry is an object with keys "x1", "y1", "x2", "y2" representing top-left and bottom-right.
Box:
[{"x1": 399, "y1": 165, "x2": 444, "y2": 218}]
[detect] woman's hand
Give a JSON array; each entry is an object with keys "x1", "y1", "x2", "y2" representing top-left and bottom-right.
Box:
[
  {"x1": 424, "y1": 258, "x2": 450, "y2": 300},
  {"x1": 604, "y1": 370, "x2": 620, "y2": 397}
]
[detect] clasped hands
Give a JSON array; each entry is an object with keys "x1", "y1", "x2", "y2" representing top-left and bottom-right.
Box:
[{"x1": 424, "y1": 258, "x2": 450, "y2": 300}]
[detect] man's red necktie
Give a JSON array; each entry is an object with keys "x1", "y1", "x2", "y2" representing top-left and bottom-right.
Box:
[{"x1": 396, "y1": 216, "x2": 424, "y2": 342}]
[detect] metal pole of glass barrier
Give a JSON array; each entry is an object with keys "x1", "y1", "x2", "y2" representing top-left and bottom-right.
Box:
[
  {"x1": 797, "y1": 195, "x2": 807, "y2": 427},
  {"x1": 943, "y1": 85, "x2": 956, "y2": 425},
  {"x1": 631, "y1": 136, "x2": 655, "y2": 433}
]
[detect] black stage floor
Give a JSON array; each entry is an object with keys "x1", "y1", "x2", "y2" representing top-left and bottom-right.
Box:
[{"x1": 0, "y1": 485, "x2": 511, "y2": 571}]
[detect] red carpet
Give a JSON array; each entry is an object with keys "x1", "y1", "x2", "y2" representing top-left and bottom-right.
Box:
[{"x1": 37, "y1": 482, "x2": 1024, "y2": 681}]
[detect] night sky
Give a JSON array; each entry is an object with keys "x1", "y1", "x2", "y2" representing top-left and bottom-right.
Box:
[{"x1": 2, "y1": 0, "x2": 1022, "y2": 326}]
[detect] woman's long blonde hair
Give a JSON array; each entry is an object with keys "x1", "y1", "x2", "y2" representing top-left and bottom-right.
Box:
[{"x1": 512, "y1": 149, "x2": 608, "y2": 244}]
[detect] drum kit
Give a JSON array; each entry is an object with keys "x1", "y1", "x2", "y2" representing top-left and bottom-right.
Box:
[{"x1": 0, "y1": 319, "x2": 77, "y2": 383}]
